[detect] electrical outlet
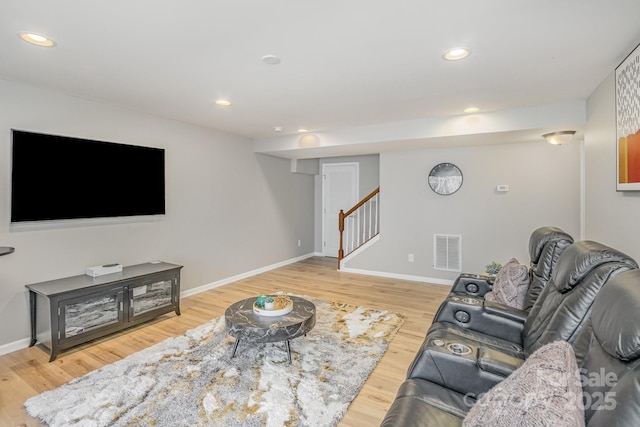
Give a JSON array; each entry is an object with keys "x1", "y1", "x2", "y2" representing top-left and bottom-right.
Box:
[
  {"x1": 297, "y1": 240, "x2": 301, "y2": 247},
  {"x1": 408, "y1": 253, "x2": 414, "y2": 262}
]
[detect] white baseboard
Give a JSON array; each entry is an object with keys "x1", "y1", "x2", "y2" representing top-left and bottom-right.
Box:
[
  {"x1": 0, "y1": 337, "x2": 33, "y2": 357},
  {"x1": 339, "y1": 266, "x2": 454, "y2": 287},
  {"x1": 180, "y1": 252, "x2": 319, "y2": 298},
  {"x1": 338, "y1": 236, "x2": 453, "y2": 286}
]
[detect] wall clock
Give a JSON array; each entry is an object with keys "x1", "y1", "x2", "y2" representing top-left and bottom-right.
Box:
[{"x1": 428, "y1": 163, "x2": 463, "y2": 195}]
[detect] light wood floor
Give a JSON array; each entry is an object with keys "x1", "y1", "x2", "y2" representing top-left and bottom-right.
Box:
[{"x1": 0, "y1": 257, "x2": 451, "y2": 426}]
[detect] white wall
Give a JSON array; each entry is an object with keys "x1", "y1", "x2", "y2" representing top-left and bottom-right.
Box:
[
  {"x1": 585, "y1": 71, "x2": 640, "y2": 259},
  {"x1": 0, "y1": 80, "x2": 315, "y2": 348},
  {"x1": 5, "y1": 70, "x2": 623, "y2": 352},
  {"x1": 344, "y1": 142, "x2": 581, "y2": 281}
]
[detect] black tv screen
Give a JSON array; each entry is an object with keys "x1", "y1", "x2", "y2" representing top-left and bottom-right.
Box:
[{"x1": 11, "y1": 130, "x2": 165, "y2": 223}]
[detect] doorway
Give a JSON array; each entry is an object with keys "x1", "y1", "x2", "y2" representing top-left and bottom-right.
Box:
[{"x1": 322, "y1": 162, "x2": 359, "y2": 257}]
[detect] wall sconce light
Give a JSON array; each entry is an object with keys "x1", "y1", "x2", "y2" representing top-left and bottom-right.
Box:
[{"x1": 542, "y1": 130, "x2": 576, "y2": 145}]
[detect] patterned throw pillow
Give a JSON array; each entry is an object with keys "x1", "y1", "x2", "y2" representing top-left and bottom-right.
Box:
[
  {"x1": 484, "y1": 291, "x2": 497, "y2": 302},
  {"x1": 463, "y1": 340, "x2": 585, "y2": 427},
  {"x1": 490, "y1": 258, "x2": 530, "y2": 310}
]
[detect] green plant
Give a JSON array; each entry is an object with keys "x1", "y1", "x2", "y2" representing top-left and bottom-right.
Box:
[{"x1": 485, "y1": 261, "x2": 502, "y2": 275}]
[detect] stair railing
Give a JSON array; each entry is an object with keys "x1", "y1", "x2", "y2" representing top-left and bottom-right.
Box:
[{"x1": 338, "y1": 187, "x2": 380, "y2": 269}]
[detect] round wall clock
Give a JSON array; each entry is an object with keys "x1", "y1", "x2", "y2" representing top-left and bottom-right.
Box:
[{"x1": 428, "y1": 163, "x2": 463, "y2": 195}]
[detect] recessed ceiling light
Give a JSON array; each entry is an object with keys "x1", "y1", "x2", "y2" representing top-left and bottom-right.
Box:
[
  {"x1": 19, "y1": 32, "x2": 56, "y2": 47},
  {"x1": 443, "y1": 47, "x2": 470, "y2": 61},
  {"x1": 215, "y1": 99, "x2": 232, "y2": 107},
  {"x1": 297, "y1": 128, "x2": 309, "y2": 133},
  {"x1": 262, "y1": 55, "x2": 281, "y2": 65},
  {"x1": 273, "y1": 126, "x2": 283, "y2": 132},
  {"x1": 464, "y1": 107, "x2": 480, "y2": 113}
]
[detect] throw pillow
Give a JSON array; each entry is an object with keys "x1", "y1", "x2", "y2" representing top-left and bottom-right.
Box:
[
  {"x1": 484, "y1": 291, "x2": 497, "y2": 302},
  {"x1": 491, "y1": 258, "x2": 530, "y2": 310},
  {"x1": 463, "y1": 340, "x2": 585, "y2": 427}
]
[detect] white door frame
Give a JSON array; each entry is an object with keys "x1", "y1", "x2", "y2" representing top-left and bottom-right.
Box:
[{"x1": 322, "y1": 162, "x2": 359, "y2": 257}]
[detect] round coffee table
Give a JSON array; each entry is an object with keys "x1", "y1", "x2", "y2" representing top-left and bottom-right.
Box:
[{"x1": 224, "y1": 295, "x2": 316, "y2": 364}]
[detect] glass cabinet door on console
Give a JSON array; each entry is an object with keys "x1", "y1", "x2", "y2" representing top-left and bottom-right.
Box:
[
  {"x1": 60, "y1": 287, "x2": 125, "y2": 344},
  {"x1": 128, "y1": 274, "x2": 179, "y2": 323}
]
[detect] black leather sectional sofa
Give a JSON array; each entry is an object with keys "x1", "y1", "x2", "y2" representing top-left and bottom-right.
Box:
[{"x1": 381, "y1": 227, "x2": 640, "y2": 426}]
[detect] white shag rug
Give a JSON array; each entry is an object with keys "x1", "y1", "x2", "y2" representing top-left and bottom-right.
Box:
[{"x1": 25, "y1": 297, "x2": 405, "y2": 427}]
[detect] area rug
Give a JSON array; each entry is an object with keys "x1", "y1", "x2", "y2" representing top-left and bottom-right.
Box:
[{"x1": 24, "y1": 297, "x2": 405, "y2": 427}]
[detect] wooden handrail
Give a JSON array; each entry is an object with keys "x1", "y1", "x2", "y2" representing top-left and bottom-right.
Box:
[
  {"x1": 343, "y1": 187, "x2": 380, "y2": 218},
  {"x1": 338, "y1": 187, "x2": 380, "y2": 268}
]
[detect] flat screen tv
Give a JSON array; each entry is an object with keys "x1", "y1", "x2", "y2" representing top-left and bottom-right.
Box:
[{"x1": 11, "y1": 130, "x2": 165, "y2": 223}]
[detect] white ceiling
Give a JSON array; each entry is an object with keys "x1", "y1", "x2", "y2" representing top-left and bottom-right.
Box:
[{"x1": 2, "y1": 1, "x2": 640, "y2": 157}]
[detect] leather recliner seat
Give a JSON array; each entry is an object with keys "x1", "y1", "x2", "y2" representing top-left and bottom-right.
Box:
[
  {"x1": 381, "y1": 267, "x2": 640, "y2": 427},
  {"x1": 580, "y1": 269, "x2": 640, "y2": 426},
  {"x1": 433, "y1": 226, "x2": 573, "y2": 344},
  {"x1": 523, "y1": 226, "x2": 574, "y2": 310},
  {"x1": 448, "y1": 226, "x2": 573, "y2": 309},
  {"x1": 408, "y1": 240, "x2": 638, "y2": 397}
]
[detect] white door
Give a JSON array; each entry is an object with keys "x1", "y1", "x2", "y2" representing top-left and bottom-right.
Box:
[{"x1": 322, "y1": 162, "x2": 359, "y2": 257}]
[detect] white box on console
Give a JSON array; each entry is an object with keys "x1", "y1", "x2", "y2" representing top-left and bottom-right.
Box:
[{"x1": 86, "y1": 263, "x2": 123, "y2": 277}]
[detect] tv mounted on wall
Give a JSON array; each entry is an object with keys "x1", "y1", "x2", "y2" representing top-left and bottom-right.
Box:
[{"x1": 11, "y1": 130, "x2": 165, "y2": 223}]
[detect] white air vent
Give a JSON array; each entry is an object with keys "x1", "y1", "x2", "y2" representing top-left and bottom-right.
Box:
[{"x1": 434, "y1": 234, "x2": 462, "y2": 272}]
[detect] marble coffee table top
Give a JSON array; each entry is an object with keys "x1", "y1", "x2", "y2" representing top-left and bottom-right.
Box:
[{"x1": 225, "y1": 295, "x2": 316, "y2": 343}]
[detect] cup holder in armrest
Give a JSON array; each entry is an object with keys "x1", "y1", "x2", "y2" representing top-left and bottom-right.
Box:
[
  {"x1": 446, "y1": 342, "x2": 473, "y2": 356},
  {"x1": 450, "y1": 296, "x2": 482, "y2": 305}
]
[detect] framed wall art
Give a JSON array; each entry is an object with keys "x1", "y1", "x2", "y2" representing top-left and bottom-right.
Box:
[{"x1": 616, "y1": 42, "x2": 640, "y2": 191}]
